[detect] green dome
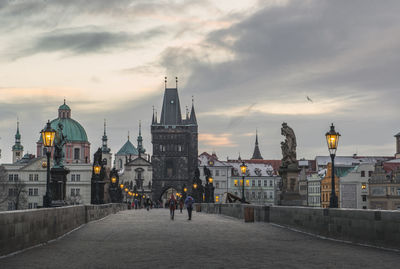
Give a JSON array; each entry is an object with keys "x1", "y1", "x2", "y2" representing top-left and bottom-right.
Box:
[
  {"x1": 39, "y1": 118, "x2": 88, "y2": 143},
  {"x1": 59, "y1": 103, "x2": 70, "y2": 110}
]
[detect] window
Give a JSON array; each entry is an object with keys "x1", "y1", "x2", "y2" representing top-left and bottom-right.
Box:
[
  {"x1": 362, "y1": 195, "x2": 367, "y2": 202},
  {"x1": 269, "y1": 180, "x2": 273, "y2": 187},
  {"x1": 252, "y1": 192, "x2": 255, "y2": 198},
  {"x1": 269, "y1": 192, "x2": 273, "y2": 199},
  {"x1": 177, "y1": 145, "x2": 182, "y2": 152},
  {"x1": 71, "y1": 189, "x2": 76, "y2": 196},
  {"x1": 74, "y1": 148, "x2": 80, "y2": 160},
  {"x1": 34, "y1": 188, "x2": 38, "y2": 196},
  {"x1": 397, "y1": 188, "x2": 400, "y2": 196},
  {"x1": 246, "y1": 180, "x2": 250, "y2": 187},
  {"x1": 362, "y1": 206, "x2": 367, "y2": 209},
  {"x1": 34, "y1": 174, "x2": 38, "y2": 181},
  {"x1": 240, "y1": 179, "x2": 243, "y2": 186},
  {"x1": 8, "y1": 188, "x2": 14, "y2": 196},
  {"x1": 8, "y1": 202, "x2": 14, "y2": 210},
  {"x1": 264, "y1": 192, "x2": 268, "y2": 198},
  {"x1": 14, "y1": 174, "x2": 18, "y2": 181},
  {"x1": 29, "y1": 174, "x2": 33, "y2": 181},
  {"x1": 9, "y1": 174, "x2": 13, "y2": 181},
  {"x1": 216, "y1": 182, "x2": 219, "y2": 188},
  {"x1": 76, "y1": 189, "x2": 80, "y2": 196},
  {"x1": 215, "y1": 170, "x2": 220, "y2": 176},
  {"x1": 368, "y1": 171, "x2": 373, "y2": 177},
  {"x1": 361, "y1": 171, "x2": 365, "y2": 177},
  {"x1": 28, "y1": 203, "x2": 33, "y2": 209},
  {"x1": 264, "y1": 180, "x2": 267, "y2": 186},
  {"x1": 29, "y1": 188, "x2": 33, "y2": 196},
  {"x1": 361, "y1": 183, "x2": 367, "y2": 190},
  {"x1": 119, "y1": 159, "x2": 123, "y2": 169},
  {"x1": 258, "y1": 180, "x2": 261, "y2": 187},
  {"x1": 252, "y1": 180, "x2": 255, "y2": 187},
  {"x1": 234, "y1": 180, "x2": 238, "y2": 187},
  {"x1": 34, "y1": 203, "x2": 38, "y2": 208},
  {"x1": 71, "y1": 175, "x2": 76, "y2": 182},
  {"x1": 76, "y1": 175, "x2": 80, "y2": 182}
]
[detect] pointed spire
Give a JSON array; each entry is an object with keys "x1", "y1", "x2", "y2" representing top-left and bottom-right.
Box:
[
  {"x1": 152, "y1": 106, "x2": 156, "y2": 124},
  {"x1": 186, "y1": 106, "x2": 189, "y2": 120},
  {"x1": 12, "y1": 119, "x2": 23, "y2": 162},
  {"x1": 238, "y1": 152, "x2": 242, "y2": 161},
  {"x1": 137, "y1": 120, "x2": 145, "y2": 157},
  {"x1": 101, "y1": 119, "x2": 110, "y2": 154},
  {"x1": 128, "y1": 131, "x2": 130, "y2": 141},
  {"x1": 176, "y1": 76, "x2": 178, "y2": 89},
  {"x1": 164, "y1": 76, "x2": 167, "y2": 89},
  {"x1": 189, "y1": 95, "x2": 197, "y2": 125},
  {"x1": 251, "y1": 129, "x2": 263, "y2": 160}
]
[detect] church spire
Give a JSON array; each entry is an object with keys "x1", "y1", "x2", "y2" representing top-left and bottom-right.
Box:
[
  {"x1": 251, "y1": 129, "x2": 263, "y2": 160},
  {"x1": 152, "y1": 106, "x2": 156, "y2": 124},
  {"x1": 137, "y1": 120, "x2": 145, "y2": 157},
  {"x1": 189, "y1": 96, "x2": 197, "y2": 125},
  {"x1": 101, "y1": 119, "x2": 110, "y2": 154},
  {"x1": 12, "y1": 119, "x2": 24, "y2": 163}
]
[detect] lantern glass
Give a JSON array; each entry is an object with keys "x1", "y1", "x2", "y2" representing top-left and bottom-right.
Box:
[
  {"x1": 41, "y1": 121, "x2": 56, "y2": 148},
  {"x1": 183, "y1": 187, "x2": 188, "y2": 192},
  {"x1": 124, "y1": 188, "x2": 128, "y2": 192},
  {"x1": 193, "y1": 183, "x2": 198, "y2": 189},
  {"x1": 111, "y1": 177, "x2": 117, "y2": 184},
  {"x1": 209, "y1": 177, "x2": 213, "y2": 184},
  {"x1": 325, "y1": 124, "x2": 340, "y2": 155},
  {"x1": 120, "y1": 184, "x2": 124, "y2": 189},
  {"x1": 240, "y1": 162, "x2": 247, "y2": 174},
  {"x1": 93, "y1": 165, "x2": 101, "y2": 175}
]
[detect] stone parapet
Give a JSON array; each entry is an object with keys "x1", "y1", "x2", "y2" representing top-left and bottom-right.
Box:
[
  {"x1": 197, "y1": 203, "x2": 400, "y2": 250},
  {"x1": 0, "y1": 203, "x2": 127, "y2": 256}
]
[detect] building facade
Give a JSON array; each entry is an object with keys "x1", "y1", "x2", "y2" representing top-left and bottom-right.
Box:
[
  {"x1": 339, "y1": 163, "x2": 373, "y2": 209},
  {"x1": 198, "y1": 152, "x2": 231, "y2": 203},
  {"x1": 307, "y1": 173, "x2": 321, "y2": 207},
  {"x1": 151, "y1": 81, "x2": 198, "y2": 201},
  {"x1": 320, "y1": 163, "x2": 340, "y2": 208}
]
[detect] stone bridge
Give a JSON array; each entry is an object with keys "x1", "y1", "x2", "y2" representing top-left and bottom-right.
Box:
[{"x1": 0, "y1": 204, "x2": 399, "y2": 268}]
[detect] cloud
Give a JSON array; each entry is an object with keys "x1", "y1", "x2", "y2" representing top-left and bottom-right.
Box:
[
  {"x1": 199, "y1": 133, "x2": 237, "y2": 147},
  {"x1": 9, "y1": 26, "x2": 165, "y2": 59}
]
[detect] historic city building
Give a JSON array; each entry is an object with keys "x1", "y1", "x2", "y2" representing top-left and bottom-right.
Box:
[
  {"x1": 151, "y1": 79, "x2": 198, "y2": 201},
  {"x1": 36, "y1": 101, "x2": 91, "y2": 164},
  {"x1": 12, "y1": 121, "x2": 23, "y2": 164}
]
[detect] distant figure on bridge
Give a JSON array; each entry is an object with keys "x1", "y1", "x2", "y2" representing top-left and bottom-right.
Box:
[
  {"x1": 179, "y1": 198, "x2": 184, "y2": 213},
  {"x1": 185, "y1": 195, "x2": 194, "y2": 221},
  {"x1": 168, "y1": 194, "x2": 177, "y2": 220}
]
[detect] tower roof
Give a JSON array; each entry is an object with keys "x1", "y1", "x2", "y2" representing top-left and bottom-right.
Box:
[
  {"x1": 102, "y1": 119, "x2": 111, "y2": 154},
  {"x1": 160, "y1": 87, "x2": 182, "y2": 125},
  {"x1": 59, "y1": 99, "x2": 71, "y2": 111},
  {"x1": 116, "y1": 139, "x2": 139, "y2": 156},
  {"x1": 251, "y1": 130, "x2": 263, "y2": 160},
  {"x1": 189, "y1": 97, "x2": 197, "y2": 125}
]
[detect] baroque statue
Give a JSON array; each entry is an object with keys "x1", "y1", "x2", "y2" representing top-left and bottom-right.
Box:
[
  {"x1": 53, "y1": 123, "x2": 67, "y2": 168},
  {"x1": 280, "y1": 122, "x2": 297, "y2": 167}
]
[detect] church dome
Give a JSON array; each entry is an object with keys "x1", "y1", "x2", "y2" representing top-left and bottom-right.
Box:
[{"x1": 38, "y1": 101, "x2": 88, "y2": 143}]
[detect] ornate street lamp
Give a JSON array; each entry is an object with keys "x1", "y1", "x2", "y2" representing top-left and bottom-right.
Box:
[
  {"x1": 208, "y1": 177, "x2": 213, "y2": 184},
  {"x1": 92, "y1": 159, "x2": 102, "y2": 204},
  {"x1": 326, "y1": 123, "x2": 340, "y2": 208},
  {"x1": 240, "y1": 162, "x2": 247, "y2": 203},
  {"x1": 41, "y1": 120, "x2": 56, "y2": 207},
  {"x1": 193, "y1": 183, "x2": 198, "y2": 189}
]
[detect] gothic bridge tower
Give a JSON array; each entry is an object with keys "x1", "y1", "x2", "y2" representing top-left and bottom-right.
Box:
[{"x1": 151, "y1": 77, "x2": 198, "y2": 201}]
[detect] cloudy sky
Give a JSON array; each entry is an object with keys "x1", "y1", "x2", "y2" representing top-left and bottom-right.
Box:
[{"x1": 1, "y1": 0, "x2": 400, "y2": 163}]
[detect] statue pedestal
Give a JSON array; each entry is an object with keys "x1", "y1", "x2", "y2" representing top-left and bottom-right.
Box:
[
  {"x1": 278, "y1": 164, "x2": 304, "y2": 206},
  {"x1": 50, "y1": 167, "x2": 70, "y2": 206}
]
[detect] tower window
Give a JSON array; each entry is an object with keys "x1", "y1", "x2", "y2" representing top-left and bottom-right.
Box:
[
  {"x1": 166, "y1": 160, "x2": 174, "y2": 178},
  {"x1": 119, "y1": 159, "x2": 123, "y2": 169},
  {"x1": 74, "y1": 148, "x2": 80, "y2": 160}
]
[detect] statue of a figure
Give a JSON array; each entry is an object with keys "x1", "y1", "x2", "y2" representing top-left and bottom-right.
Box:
[
  {"x1": 194, "y1": 168, "x2": 200, "y2": 179},
  {"x1": 280, "y1": 122, "x2": 297, "y2": 167},
  {"x1": 54, "y1": 123, "x2": 67, "y2": 168},
  {"x1": 203, "y1": 165, "x2": 211, "y2": 179}
]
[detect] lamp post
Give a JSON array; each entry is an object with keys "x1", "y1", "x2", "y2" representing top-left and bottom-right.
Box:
[
  {"x1": 326, "y1": 123, "x2": 340, "y2": 208},
  {"x1": 93, "y1": 160, "x2": 101, "y2": 204},
  {"x1": 41, "y1": 120, "x2": 56, "y2": 208},
  {"x1": 240, "y1": 162, "x2": 247, "y2": 203}
]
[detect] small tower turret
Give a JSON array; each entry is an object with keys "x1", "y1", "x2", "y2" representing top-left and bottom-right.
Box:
[{"x1": 12, "y1": 120, "x2": 24, "y2": 163}]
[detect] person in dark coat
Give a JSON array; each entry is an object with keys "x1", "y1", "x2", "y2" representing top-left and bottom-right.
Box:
[
  {"x1": 184, "y1": 195, "x2": 195, "y2": 220},
  {"x1": 168, "y1": 194, "x2": 177, "y2": 220}
]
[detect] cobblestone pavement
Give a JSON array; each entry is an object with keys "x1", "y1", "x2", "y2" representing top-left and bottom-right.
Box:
[{"x1": 1, "y1": 209, "x2": 400, "y2": 269}]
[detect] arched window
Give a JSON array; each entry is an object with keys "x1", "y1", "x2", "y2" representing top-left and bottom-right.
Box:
[
  {"x1": 74, "y1": 148, "x2": 80, "y2": 160},
  {"x1": 119, "y1": 159, "x2": 123, "y2": 169}
]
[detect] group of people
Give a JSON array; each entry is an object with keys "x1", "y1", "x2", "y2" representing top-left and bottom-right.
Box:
[{"x1": 168, "y1": 194, "x2": 195, "y2": 220}]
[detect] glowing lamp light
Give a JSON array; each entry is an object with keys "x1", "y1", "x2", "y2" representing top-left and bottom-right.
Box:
[
  {"x1": 41, "y1": 120, "x2": 56, "y2": 148},
  {"x1": 193, "y1": 183, "x2": 198, "y2": 189},
  {"x1": 183, "y1": 187, "x2": 188, "y2": 192},
  {"x1": 111, "y1": 177, "x2": 117, "y2": 184},
  {"x1": 208, "y1": 177, "x2": 213, "y2": 184},
  {"x1": 240, "y1": 162, "x2": 247, "y2": 174},
  {"x1": 128, "y1": 192, "x2": 132, "y2": 196},
  {"x1": 143, "y1": 195, "x2": 145, "y2": 198},
  {"x1": 326, "y1": 123, "x2": 340, "y2": 155},
  {"x1": 120, "y1": 184, "x2": 124, "y2": 189},
  {"x1": 93, "y1": 164, "x2": 101, "y2": 175},
  {"x1": 124, "y1": 188, "x2": 128, "y2": 192}
]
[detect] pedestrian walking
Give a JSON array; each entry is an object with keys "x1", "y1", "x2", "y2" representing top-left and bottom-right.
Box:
[
  {"x1": 168, "y1": 194, "x2": 177, "y2": 220},
  {"x1": 179, "y1": 198, "x2": 184, "y2": 213},
  {"x1": 184, "y1": 195, "x2": 194, "y2": 220},
  {"x1": 146, "y1": 197, "x2": 150, "y2": 211}
]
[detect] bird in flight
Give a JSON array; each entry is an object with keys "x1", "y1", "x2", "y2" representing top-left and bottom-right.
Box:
[{"x1": 306, "y1": 96, "x2": 313, "y2": 103}]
